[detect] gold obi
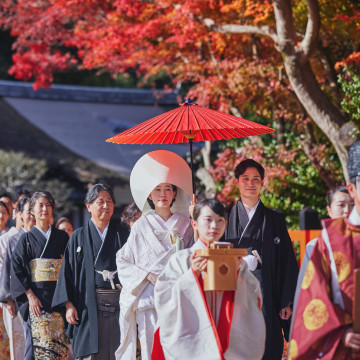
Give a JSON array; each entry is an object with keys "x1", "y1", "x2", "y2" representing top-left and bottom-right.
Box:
[{"x1": 30, "y1": 258, "x2": 62, "y2": 282}]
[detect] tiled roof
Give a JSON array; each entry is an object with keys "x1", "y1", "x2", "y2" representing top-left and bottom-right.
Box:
[{"x1": 0, "y1": 80, "x2": 178, "y2": 105}]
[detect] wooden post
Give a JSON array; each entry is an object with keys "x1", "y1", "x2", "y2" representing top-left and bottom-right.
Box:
[
  {"x1": 288, "y1": 230, "x2": 321, "y2": 265},
  {"x1": 353, "y1": 268, "x2": 360, "y2": 333}
]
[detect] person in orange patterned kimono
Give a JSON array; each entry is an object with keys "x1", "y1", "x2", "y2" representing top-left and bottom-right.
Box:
[{"x1": 289, "y1": 139, "x2": 360, "y2": 359}]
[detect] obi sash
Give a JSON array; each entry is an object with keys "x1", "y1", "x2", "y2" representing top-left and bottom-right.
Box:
[{"x1": 30, "y1": 258, "x2": 62, "y2": 283}]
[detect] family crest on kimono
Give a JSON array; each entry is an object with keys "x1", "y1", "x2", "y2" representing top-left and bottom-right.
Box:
[
  {"x1": 10, "y1": 191, "x2": 70, "y2": 359},
  {"x1": 289, "y1": 186, "x2": 354, "y2": 340},
  {"x1": 289, "y1": 139, "x2": 360, "y2": 359},
  {"x1": 0, "y1": 196, "x2": 35, "y2": 360},
  {"x1": 152, "y1": 199, "x2": 266, "y2": 360},
  {"x1": 115, "y1": 150, "x2": 194, "y2": 360},
  {"x1": 52, "y1": 184, "x2": 128, "y2": 360},
  {"x1": 224, "y1": 159, "x2": 299, "y2": 360}
]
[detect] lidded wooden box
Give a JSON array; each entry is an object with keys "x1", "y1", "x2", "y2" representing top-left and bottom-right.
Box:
[{"x1": 194, "y1": 242, "x2": 247, "y2": 291}]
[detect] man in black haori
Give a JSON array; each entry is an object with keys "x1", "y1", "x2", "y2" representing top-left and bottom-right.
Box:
[
  {"x1": 52, "y1": 184, "x2": 128, "y2": 360},
  {"x1": 224, "y1": 159, "x2": 299, "y2": 360}
]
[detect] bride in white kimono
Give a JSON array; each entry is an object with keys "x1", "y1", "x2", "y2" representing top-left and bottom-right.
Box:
[{"x1": 115, "y1": 150, "x2": 194, "y2": 360}]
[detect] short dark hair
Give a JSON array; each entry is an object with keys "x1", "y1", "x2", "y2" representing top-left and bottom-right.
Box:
[
  {"x1": 327, "y1": 185, "x2": 349, "y2": 207},
  {"x1": 30, "y1": 191, "x2": 56, "y2": 211},
  {"x1": 0, "y1": 201, "x2": 10, "y2": 215},
  {"x1": 85, "y1": 184, "x2": 115, "y2": 205},
  {"x1": 234, "y1": 159, "x2": 265, "y2": 180},
  {"x1": 17, "y1": 196, "x2": 31, "y2": 212},
  {"x1": 55, "y1": 217, "x2": 73, "y2": 229},
  {"x1": 121, "y1": 202, "x2": 141, "y2": 226},
  {"x1": 147, "y1": 185, "x2": 177, "y2": 210},
  {"x1": 0, "y1": 193, "x2": 13, "y2": 202},
  {"x1": 193, "y1": 199, "x2": 225, "y2": 221},
  {"x1": 15, "y1": 189, "x2": 31, "y2": 202}
]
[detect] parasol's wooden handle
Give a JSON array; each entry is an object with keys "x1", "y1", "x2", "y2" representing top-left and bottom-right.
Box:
[{"x1": 353, "y1": 268, "x2": 360, "y2": 333}]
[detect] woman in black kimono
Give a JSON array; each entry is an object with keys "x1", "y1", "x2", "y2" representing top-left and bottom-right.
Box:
[{"x1": 11, "y1": 191, "x2": 69, "y2": 360}]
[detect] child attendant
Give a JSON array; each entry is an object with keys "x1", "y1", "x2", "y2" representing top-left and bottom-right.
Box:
[{"x1": 152, "y1": 199, "x2": 266, "y2": 360}]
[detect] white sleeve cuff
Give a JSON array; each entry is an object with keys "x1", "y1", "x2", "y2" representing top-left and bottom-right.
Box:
[{"x1": 242, "y1": 255, "x2": 258, "y2": 272}]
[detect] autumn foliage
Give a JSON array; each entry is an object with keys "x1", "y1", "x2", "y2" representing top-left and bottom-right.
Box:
[{"x1": 1, "y1": 0, "x2": 360, "y2": 223}]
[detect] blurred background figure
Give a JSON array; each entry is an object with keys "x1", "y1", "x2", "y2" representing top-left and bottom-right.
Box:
[
  {"x1": 56, "y1": 217, "x2": 74, "y2": 238},
  {"x1": 121, "y1": 202, "x2": 142, "y2": 229},
  {"x1": 0, "y1": 193, "x2": 15, "y2": 229},
  {"x1": 13, "y1": 190, "x2": 31, "y2": 211},
  {"x1": 325, "y1": 185, "x2": 354, "y2": 219},
  {"x1": 0, "y1": 201, "x2": 10, "y2": 235},
  {"x1": 0, "y1": 196, "x2": 34, "y2": 360},
  {"x1": 0, "y1": 199, "x2": 12, "y2": 358}
]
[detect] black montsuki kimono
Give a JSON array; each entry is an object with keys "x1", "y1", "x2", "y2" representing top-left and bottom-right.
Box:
[
  {"x1": 10, "y1": 227, "x2": 69, "y2": 321},
  {"x1": 52, "y1": 220, "x2": 128, "y2": 359},
  {"x1": 224, "y1": 200, "x2": 299, "y2": 360}
]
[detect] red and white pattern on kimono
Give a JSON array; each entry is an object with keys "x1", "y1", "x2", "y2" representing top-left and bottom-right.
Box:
[{"x1": 289, "y1": 218, "x2": 360, "y2": 360}]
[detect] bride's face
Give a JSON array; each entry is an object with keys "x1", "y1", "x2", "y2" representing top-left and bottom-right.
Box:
[{"x1": 148, "y1": 183, "x2": 176, "y2": 210}]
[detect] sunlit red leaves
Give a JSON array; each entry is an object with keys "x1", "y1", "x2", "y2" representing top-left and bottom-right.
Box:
[
  {"x1": 1, "y1": 0, "x2": 359, "y2": 109},
  {"x1": 335, "y1": 52, "x2": 360, "y2": 71},
  {"x1": 10, "y1": 50, "x2": 75, "y2": 89}
]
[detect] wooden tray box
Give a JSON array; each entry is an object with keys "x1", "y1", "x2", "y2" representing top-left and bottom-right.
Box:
[{"x1": 194, "y1": 243, "x2": 247, "y2": 291}]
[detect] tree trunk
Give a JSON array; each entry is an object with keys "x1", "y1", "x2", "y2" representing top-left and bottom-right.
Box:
[
  {"x1": 283, "y1": 57, "x2": 349, "y2": 180},
  {"x1": 273, "y1": 0, "x2": 350, "y2": 180},
  {"x1": 203, "y1": 0, "x2": 357, "y2": 182}
]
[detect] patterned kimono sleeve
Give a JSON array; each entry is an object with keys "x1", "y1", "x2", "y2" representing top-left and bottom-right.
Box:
[{"x1": 289, "y1": 236, "x2": 352, "y2": 360}]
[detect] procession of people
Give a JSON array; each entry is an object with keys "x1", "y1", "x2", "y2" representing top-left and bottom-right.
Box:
[{"x1": 0, "y1": 139, "x2": 359, "y2": 360}]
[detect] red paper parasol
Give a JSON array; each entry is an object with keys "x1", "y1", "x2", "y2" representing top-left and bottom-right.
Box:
[{"x1": 107, "y1": 99, "x2": 275, "y2": 196}]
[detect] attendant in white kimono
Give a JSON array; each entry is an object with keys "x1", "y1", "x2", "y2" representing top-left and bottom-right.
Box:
[
  {"x1": 152, "y1": 199, "x2": 266, "y2": 360},
  {"x1": 116, "y1": 150, "x2": 194, "y2": 360}
]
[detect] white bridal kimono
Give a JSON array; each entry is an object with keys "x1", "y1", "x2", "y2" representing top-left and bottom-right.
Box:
[
  {"x1": 152, "y1": 240, "x2": 266, "y2": 360},
  {"x1": 115, "y1": 211, "x2": 193, "y2": 360}
]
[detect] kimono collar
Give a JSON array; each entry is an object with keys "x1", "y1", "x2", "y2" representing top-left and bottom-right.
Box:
[
  {"x1": 34, "y1": 225, "x2": 52, "y2": 241},
  {"x1": 91, "y1": 219, "x2": 109, "y2": 242},
  {"x1": 348, "y1": 207, "x2": 360, "y2": 226},
  {"x1": 226, "y1": 200, "x2": 264, "y2": 239},
  {"x1": 147, "y1": 211, "x2": 180, "y2": 231},
  {"x1": 191, "y1": 238, "x2": 208, "y2": 252},
  {"x1": 243, "y1": 199, "x2": 260, "y2": 222}
]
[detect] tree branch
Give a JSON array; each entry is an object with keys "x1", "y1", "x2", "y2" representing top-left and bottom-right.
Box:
[
  {"x1": 299, "y1": 0, "x2": 320, "y2": 60},
  {"x1": 202, "y1": 18, "x2": 278, "y2": 44},
  {"x1": 272, "y1": 0, "x2": 297, "y2": 54}
]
